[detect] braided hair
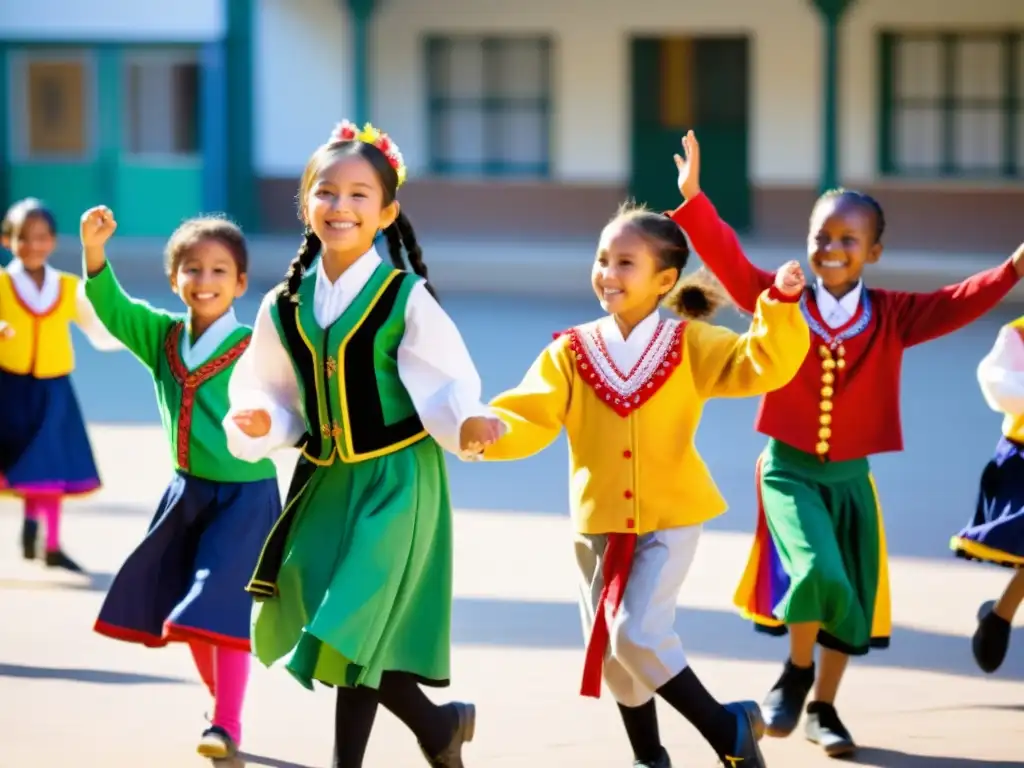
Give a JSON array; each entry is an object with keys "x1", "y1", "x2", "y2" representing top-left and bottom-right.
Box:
[
  {"x1": 284, "y1": 140, "x2": 434, "y2": 301},
  {"x1": 611, "y1": 201, "x2": 729, "y2": 320},
  {"x1": 812, "y1": 188, "x2": 886, "y2": 244}
]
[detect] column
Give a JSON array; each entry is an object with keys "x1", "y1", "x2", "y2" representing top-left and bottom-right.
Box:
[
  {"x1": 225, "y1": 0, "x2": 255, "y2": 231},
  {"x1": 344, "y1": 0, "x2": 378, "y2": 124},
  {"x1": 811, "y1": 0, "x2": 854, "y2": 192}
]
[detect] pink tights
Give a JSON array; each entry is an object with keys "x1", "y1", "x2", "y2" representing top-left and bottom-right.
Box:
[
  {"x1": 188, "y1": 641, "x2": 250, "y2": 745},
  {"x1": 24, "y1": 495, "x2": 61, "y2": 552}
]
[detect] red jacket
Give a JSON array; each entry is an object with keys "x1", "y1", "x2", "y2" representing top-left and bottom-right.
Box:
[{"x1": 671, "y1": 192, "x2": 1019, "y2": 460}]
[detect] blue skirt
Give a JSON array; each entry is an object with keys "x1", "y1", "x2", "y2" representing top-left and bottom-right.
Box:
[
  {"x1": 94, "y1": 472, "x2": 282, "y2": 651},
  {"x1": 952, "y1": 436, "x2": 1024, "y2": 568},
  {"x1": 0, "y1": 370, "x2": 100, "y2": 496}
]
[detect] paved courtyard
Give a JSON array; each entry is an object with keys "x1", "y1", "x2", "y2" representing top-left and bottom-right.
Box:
[{"x1": 1, "y1": 281, "x2": 1022, "y2": 766}]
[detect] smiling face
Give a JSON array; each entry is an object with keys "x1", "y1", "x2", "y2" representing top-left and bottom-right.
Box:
[
  {"x1": 592, "y1": 218, "x2": 678, "y2": 327},
  {"x1": 170, "y1": 238, "x2": 247, "y2": 325},
  {"x1": 807, "y1": 194, "x2": 883, "y2": 296},
  {"x1": 11, "y1": 213, "x2": 56, "y2": 272},
  {"x1": 301, "y1": 149, "x2": 398, "y2": 260}
]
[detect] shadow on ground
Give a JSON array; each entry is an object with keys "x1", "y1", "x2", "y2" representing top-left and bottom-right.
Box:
[
  {"x1": 851, "y1": 748, "x2": 1024, "y2": 766},
  {"x1": 0, "y1": 662, "x2": 188, "y2": 685}
]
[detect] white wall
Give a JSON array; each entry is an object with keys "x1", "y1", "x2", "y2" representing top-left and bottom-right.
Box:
[
  {"x1": 253, "y1": 0, "x2": 353, "y2": 178},
  {"x1": 0, "y1": 0, "x2": 224, "y2": 41},
  {"x1": 252, "y1": 0, "x2": 1024, "y2": 186}
]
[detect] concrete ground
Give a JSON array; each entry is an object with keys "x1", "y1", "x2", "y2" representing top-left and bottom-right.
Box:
[{"x1": 1, "y1": 279, "x2": 1022, "y2": 767}]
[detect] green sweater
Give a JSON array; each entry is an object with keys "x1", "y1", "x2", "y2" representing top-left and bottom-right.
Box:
[{"x1": 85, "y1": 263, "x2": 276, "y2": 483}]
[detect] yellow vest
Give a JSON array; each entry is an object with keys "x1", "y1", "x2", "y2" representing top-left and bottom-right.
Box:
[
  {"x1": 484, "y1": 291, "x2": 810, "y2": 535},
  {"x1": 0, "y1": 269, "x2": 80, "y2": 378}
]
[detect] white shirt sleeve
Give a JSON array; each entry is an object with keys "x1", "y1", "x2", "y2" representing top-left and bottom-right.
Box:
[
  {"x1": 977, "y1": 325, "x2": 1024, "y2": 416},
  {"x1": 222, "y1": 290, "x2": 307, "y2": 461},
  {"x1": 74, "y1": 282, "x2": 125, "y2": 351},
  {"x1": 398, "y1": 282, "x2": 493, "y2": 458}
]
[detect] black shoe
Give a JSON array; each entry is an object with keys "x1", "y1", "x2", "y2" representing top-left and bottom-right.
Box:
[
  {"x1": 973, "y1": 600, "x2": 1011, "y2": 674},
  {"x1": 762, "y1": 659, "x2": 814, "y2": 737},
  {"x1": 634, "y1": 746, "x2": 672, "y2": 767},
  {"x1": 716, "y1": 701, "x2": 767, "y2": 767},
  {"x1": 21, "y1": 519, "x2": 38, "y2": 560},
  {"x1": 804, "y1": 701, "x2": 856, "y2": 757},
  {"x1": 44, "y1": 549, "x2": 84, "y2": 573},
  {"x1": 421, "y1": 702, "x2": 474, "y2": 767}
]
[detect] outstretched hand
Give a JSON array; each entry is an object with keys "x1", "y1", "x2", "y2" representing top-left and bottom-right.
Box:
[
  {"x1": 0, "y1": 321, "x2": 13, "y2": 340},
  {"x1": 774, "y1": 261, "x2": 807, "y2": 297},
  {"x1": 673, "y1": 130, "x2": 702, "y2": 202},
  {"x1": 459, "y1": 416, "x2": 506, "y2": 454},
  {"x1": 232, "y1": 409, "x2": 272, "y2": 439}
]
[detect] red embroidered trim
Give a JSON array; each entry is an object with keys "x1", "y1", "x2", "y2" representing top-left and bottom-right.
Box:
[
  {"x1": 164, "y1": 323, "x2": 251, "y2": 472},
  {"x1": 567, "y1": 322, "x2": 686, "y2": 418}
]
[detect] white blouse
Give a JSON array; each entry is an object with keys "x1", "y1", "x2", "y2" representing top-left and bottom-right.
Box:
[
  {"x1": 7, "y1": 260, "x2": 122, "y2": 351},
  {"x1": 223, "y1": 247, "x2": 490, "y2": 461},
  {"x1": 977, "y1": 324, "x2": 1024, "y2": 417},
  {"x1": 814, "y1": 278, "x2": 863, "y2": 329}
]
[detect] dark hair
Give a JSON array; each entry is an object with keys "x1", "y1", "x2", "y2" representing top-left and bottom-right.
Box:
[
  {"x1": 5, "y1": 198, "x2": 56, "y2": 239},
  {"x1": 812, "y1": 188, "x2": 886, "y2": 244},
  {"x1": 164, "y1": 215, "x2": 249, "y2": 276},
  {"x1": 611, "y1": 201, "x2": 727, "y2": 321},
  {"x1": 283, "y1": 140, "x2": 432, "y2": 302}
]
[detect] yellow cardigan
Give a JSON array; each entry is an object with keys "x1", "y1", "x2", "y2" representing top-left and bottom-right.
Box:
[
  {"x1": 484, "y1": 289, "x2": 810, "y2": 535},
  {"x1": 0, "y1": 269, "x2": 81, "y2": 378}
]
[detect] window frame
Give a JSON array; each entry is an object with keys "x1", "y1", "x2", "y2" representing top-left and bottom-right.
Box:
[
  {"x1": 8, "y1": 48, "x2": 98, "y2": 163},
  {"x1": 879, "y1": 30, "x2": 1023, "y2": 179},
  {"x1": 120, "y1": 46, "x2": 202, "y2": 165},
  {"x1": 424, "y1": 34, "x2": 553, "y2": 178}
]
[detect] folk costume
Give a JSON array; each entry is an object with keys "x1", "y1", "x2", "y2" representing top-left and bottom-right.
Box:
[
  {"x1": 672, "y1": 191, "x2": 1020, "y2": 750},
  {"x1": 953, "y1": 317, "x2": 1024, "y2": 569},
  {"x1": 0, "y1": 259, "x2": 121, "y2": 571},
  {"x1": 483, "y1": 288, "x2": 809, "y2": 767},
  {"x1": 223, "y1": 246, "x2": 485, "y2": 762},
  {"x1": 86, "y1": 262, "x2": 279, "y2": 756}
]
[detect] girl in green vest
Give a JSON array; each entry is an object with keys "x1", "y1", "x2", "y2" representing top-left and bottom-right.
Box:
[
  {"x1": 225, "y1": 120, "x2": 504, "y2": 768},
  {"x1": 81, "y1": 208, "x2": 281, "y2": 761}
]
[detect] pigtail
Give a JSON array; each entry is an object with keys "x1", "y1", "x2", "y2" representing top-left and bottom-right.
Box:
[
  {"x1": 383, "y1": 211, "x2": 437, "y2": 300},
  {"x1": 662, "y1": 268, "x2": 728, "y2": 321},
  {"x1": 284, "y1": 228, "x2": 322, "y2": 302}
]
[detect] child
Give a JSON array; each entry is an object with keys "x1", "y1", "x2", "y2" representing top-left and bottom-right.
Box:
[
  {"x1": 223, "y1": 120, "x2": 504, "y2": 768},
  {"x1": 480, "y1": 202, "x2": 812, "y2": 768},
  {"x1": 0, "y1": 198, "x2": 122, "y2": 572},
  {"x1": 670, "y1": 130, "x2": 1024, "y2": 758},
  {"x1": 951, "y1": 319, "x2": 1024, "y2": 673},
  {"x1": 82, "y1": 207, "x2": 281, "y2": 759}
]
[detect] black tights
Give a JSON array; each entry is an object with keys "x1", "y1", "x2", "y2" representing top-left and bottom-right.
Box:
[{"x1": 332, "y1": 671, "x2": 457, "y2": 768}]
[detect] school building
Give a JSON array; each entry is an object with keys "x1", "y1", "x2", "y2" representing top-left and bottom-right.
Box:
[{"x1": 2, "y1": 0, "x2": 1022, "y2": 251}]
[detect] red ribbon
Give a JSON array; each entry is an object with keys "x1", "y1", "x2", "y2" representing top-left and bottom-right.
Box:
[{"x1": 580, "y1": 532, "x2": 637, "y2": 698}]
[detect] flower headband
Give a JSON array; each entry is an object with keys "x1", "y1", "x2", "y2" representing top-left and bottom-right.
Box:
[{"x1": 329, "y1": 120, "x2": 407, "y2": 188}]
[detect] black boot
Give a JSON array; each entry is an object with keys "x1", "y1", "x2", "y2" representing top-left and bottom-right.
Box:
[
  {"x1": 420, "y1": 702, "x2": 475, "y2": 767},
  {"x1": 804, "y1": 701, "x2": 856, "y2": 757},
  {"x1": 21, "y1": 518, "x2": 38, "y2": 560},
  {"x1": 44, "y1": 549, "x2": 84, "y2": 573},
  {"x1": 716, "y1": 701, "x2": 767, "y2": 767},
  {"x1": 972, "y1": 600, "x2": 1011, "y2": 674},
  {"x1": 634, "y1": 746, "x2": 671, "y2": 767},
  {"x1": 762, "y1": 659, "x2": 814, "y2": 737}
]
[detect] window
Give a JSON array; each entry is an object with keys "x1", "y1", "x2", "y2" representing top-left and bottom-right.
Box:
[
  {"x1": 880, "y1": 32, "x2": 1023, "y2": 177},
  {"x1": 426, "y1": 36, "x2": 552, "y2": 177},
  {"x1": 10, "y1": 52, "x2": 94, "y2": 160},
  {"x1": 123, "y1": 51, "x2": 200, "y2": 157}
]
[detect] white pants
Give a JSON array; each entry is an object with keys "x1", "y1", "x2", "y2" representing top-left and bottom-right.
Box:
[{"x1": 575, "y1": 525, "x2": 702, "y2": 707}]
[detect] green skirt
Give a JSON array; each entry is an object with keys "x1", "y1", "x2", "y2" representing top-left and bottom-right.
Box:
[
  {"x1": 247, "y1": 437, "x2": 453, "y2": 690},
  {"x1": 733, "y1": 439, "x2": 892, "y2": 655}
]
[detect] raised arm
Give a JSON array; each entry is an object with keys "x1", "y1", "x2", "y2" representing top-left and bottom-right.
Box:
[
  {"x1": 483, "y1": 336, "x2": 572, "y2": 462},
  {"x1": 894, "y1": 247, "x2": 1023, "y2": 348},
  {"x1": 977, "y1": 323, "x2": 1024, "y2": 416},
  {"x1": 72, "y1": 279, "x2": 125, "y2": 352},
  {"x1": 398, "y1": 281, "x2": 497, "y2": 458},
  {"x1": 81, "y1": 205, "x2": 174, "y2": 368},
  {"x1": 689, "y1": 281, "x2": 810, "y2": 400},
  {"x1": 670, "y1": 131, "x2": 774, "y2": 312},
  {"x1": 222, "y1": 291, "x2": 307, "y2": 462}
]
